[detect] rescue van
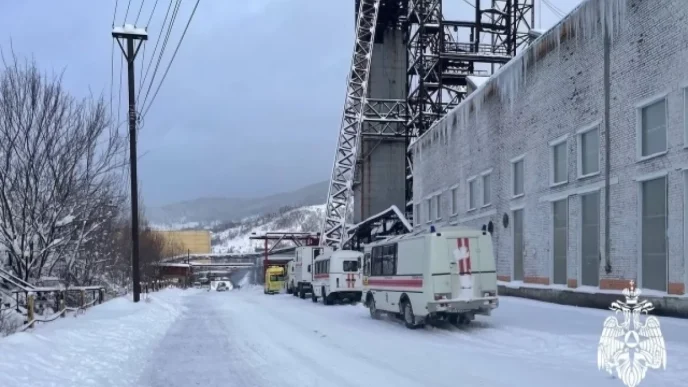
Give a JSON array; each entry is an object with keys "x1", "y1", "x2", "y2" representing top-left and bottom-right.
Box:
[
  {"x1": 289, "y1": 245, "x2": 331, "y2": 299},
  {"x1": 311, "y1": 250, "x2": 363, "y2": 305},
  {"x1": 362, "y1": 226, "x2": 498, "y2": 329},
  {"x1": 264, "y1": 266, "x2": 285, "y2": 294}
]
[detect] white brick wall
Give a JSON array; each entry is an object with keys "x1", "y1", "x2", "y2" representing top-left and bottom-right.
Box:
[{"x1": 411, "y1": 0, "x2": 688, "y2": 292}]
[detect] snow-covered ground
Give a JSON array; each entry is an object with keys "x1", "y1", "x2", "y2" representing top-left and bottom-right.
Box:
[
  {"x1": 0, "y1": 288, "x2": 194, "y2": 387},
  {"x1": 211, "y1": 204, "x2": 324, "y2": 253},
  {"x1": 2, "y1": 286, "x2": 686, "y2": 386}
]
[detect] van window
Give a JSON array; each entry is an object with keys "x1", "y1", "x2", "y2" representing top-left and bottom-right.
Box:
[
  {"x1": 343, "y1": 260, "x2": 358, "y2": 272},
  {"x1": 314, "y1": 248, "x2": 322, "y2": 260},
  {"x1": 371, "y1": 244, "x2": 397, "y2": 276},
  {"x1": 363, "y1": 253, "x2": 371, "y2": 276}
]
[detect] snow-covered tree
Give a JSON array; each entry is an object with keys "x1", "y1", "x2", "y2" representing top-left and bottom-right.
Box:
[{"x1": 0, "y1": 53, "x2": 125, "y2": 281}]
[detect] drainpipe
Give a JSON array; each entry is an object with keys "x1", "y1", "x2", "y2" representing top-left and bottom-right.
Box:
[{"x1": 603, "y1": 20, "x2": 612, "y2": 274}]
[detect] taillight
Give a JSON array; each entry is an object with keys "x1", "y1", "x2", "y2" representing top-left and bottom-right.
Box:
[{"x1": 434, "y1": 293, "x2": 451, "y2": 300}]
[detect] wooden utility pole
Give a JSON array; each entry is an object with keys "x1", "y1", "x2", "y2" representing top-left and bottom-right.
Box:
[{"x1": 112, "y1": 24, "x2": 148, "y2": 302}]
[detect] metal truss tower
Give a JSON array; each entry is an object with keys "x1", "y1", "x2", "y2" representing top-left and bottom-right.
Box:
[
  {"x1": 323, "y1": 0, "x2": 535, "y2": 249},
  {"x1": 321, "y1": 0, "x2": 382, "y2": 249},
  {"x1": 403, "y1": 0, "x2": 535, "y2": 221}
]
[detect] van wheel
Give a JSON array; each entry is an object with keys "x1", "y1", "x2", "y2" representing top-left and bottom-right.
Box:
[
  {"x1": 299, "y1": 285, "x2": 306, "y2": 299},
  {"x1": 291, "y1": 284, "x2": 298, "y2": 296},
  {"x1": 311, "y1": 291, "x2": 318, "y2": 302},
  {"x1": 402, "y1": 300, "x2": 421, "y2": 329},
  {"x1": 368, "y1": 296, "x2": 381, "y2": 319}
]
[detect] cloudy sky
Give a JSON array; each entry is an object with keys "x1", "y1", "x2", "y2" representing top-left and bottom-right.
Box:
[{"x1": 0, "y1": 0, "x2": 582, "y2": 206}]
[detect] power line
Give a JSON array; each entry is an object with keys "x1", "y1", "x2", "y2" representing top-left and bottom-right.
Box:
[
  {"x1": 145, "y1": 0, "x2": 160, "y2": 27},
  {"x1": 110, "y1": 39, "x2": 115, "y2": 119},
  {"x1": 112, "y1": 0, "x2": 120, "y2": 27},
  {"x1": 135, "y1": 0, "x2": 146, "y2": 25},
  {"x1": 124, "y1": 0, "x2": 133, "y2": 22},
  {"x1": 117, "y1": 55, "x2": 124, "y2": 132},
  {"x1": 137, "y1": 0, "x2": 175, "y2": 101},
  {"x1": 140, "y1": 0, "x2": 183, "y2": 109},
  {"x1": 142, "y1": 0, "x2": 201, "y2": 120},
  {"x1": 541, "y1": 0, "x2": 565, "y2": 18}
]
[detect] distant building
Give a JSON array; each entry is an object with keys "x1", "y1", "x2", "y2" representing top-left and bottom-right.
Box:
[{"x1": 156, "y1": 230, "x2": 211, "y2": 257}]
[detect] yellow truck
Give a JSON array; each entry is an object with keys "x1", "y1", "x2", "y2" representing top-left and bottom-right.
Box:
[{"x1": 264, "y1": 266, "x2": 285, "y2": 295}]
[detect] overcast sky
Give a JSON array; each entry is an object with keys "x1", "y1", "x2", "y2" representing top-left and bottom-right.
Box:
[{"x1": 0, "y1": 0, "x2": 582, "y2": 206}]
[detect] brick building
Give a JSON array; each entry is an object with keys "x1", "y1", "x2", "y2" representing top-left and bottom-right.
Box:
[{"x1": 410, "y1": 0, "x2": 688, "y2": 299}]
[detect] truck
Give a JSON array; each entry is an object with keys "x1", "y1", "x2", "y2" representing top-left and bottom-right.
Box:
[
  {"x1": 264, "y1": 266, "x2": 285, "y2": 295},
  {"x1": 288, "y1": 245, "x2": 332, "y2": 299},
  {"x1": 286, "y1": 261, "x2": 296, "y2": 294},
  {"x1": 362, "y1": 226, "x2": 499, "y2": 329},
  {"x1": 312, "y1": 249, "x2": 363, "y2": 305}
]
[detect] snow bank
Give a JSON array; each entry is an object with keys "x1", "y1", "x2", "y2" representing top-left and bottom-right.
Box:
[
  {"x1": 238, "y1": 271, "x2": 252, "y2": 288},
  {"x1": 0, "y1": 288, "x2": 192, "y2": 386}
]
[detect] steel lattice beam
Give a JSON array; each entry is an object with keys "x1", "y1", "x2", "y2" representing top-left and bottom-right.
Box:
[{"x1": 320, "y1": 0, "x2": 382, "y2": 249}]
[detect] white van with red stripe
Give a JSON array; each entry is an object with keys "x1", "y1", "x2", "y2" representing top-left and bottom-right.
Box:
[
  {"x1": 311, "y1": 250, "x2": 363, "y2": 305},
  {"x1": 362, "y1": 226, "x2": 498, "y2": 329},
  {"x1": 289, "y1": 245, "x2": 331, "y2": 299}
]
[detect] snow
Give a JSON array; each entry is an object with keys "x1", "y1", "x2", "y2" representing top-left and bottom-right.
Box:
[
  {"x1": 0, "y1": 288, "x2": 191, "y2": 386},
  {"x1": 237, "y1": 271, "x2": 251, "y2": 288},
  {"x1": 211, "y1": 204, "x2": 325, "y2": 254},
  {"x1": 1, "y1": 286, "x2": 687, "y2": 386},
  {"x1": 112, "y1": 24, "x2": 148, "y2": 36},
  {"x1": 55, "y1": 215, "x2": 75, "y2": 227}
]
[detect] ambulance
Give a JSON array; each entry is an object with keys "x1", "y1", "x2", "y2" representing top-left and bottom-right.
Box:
[
  {"x1": 311, "y1": 250, "x2": 363, "y2": 305},
  {"x1": 264, "y1": 266, "x2": 285, "y2": 294},
  {"x1": 362, "y1": 226, "x2": 498, "y2": 329},
  {"x1": 288, "y1": 245, "x2": 332, "y2": 299}
]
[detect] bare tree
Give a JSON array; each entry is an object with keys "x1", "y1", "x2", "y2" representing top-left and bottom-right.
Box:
[{"x1": 0, "y1": 53, "x2": 125, "y2": 281}]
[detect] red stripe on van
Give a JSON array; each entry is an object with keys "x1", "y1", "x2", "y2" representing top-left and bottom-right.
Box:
[
  {"x1": 314, "y1": 274, "x2": 329, "y2": 279},
  {"x1": 367, "y1": 278, "x2": 423, "y2": 288}
]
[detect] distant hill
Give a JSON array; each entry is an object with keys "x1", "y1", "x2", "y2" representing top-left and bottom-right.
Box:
[
  {"x1": 147, "y1": 180, "x2": 328, "y2": 227},
  {"x1": 211, "y1": 204, "x2": 325, "y2": 254}
]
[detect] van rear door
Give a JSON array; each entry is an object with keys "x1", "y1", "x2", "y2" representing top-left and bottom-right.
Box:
[{"x1": 446, "y1": 237, "x2": 483, "y2": 300}]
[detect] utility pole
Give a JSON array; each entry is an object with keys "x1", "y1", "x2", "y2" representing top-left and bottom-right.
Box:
[{"x1": 112, "y1": 24, "x2": 148, "y2": 303}]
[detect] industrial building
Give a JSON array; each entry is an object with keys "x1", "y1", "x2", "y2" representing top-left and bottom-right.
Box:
[
  {"x1": 155, "y1": 230, "x2": 211, "y2": 257},
  {"x1": 410, "y1": 0, "x2": 688, "y2": 297}
]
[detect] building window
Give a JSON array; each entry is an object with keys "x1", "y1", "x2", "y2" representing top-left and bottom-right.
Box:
[
  {"x1": 433, "y1": 195, "x2": 441, "y2": 220},
  {"x1": 468, "y1": 178, "x2": 477, "y2": 210},
  {"x1": 414, "y1": 203, "x2": 420, "y2": 225},
  {"x1": 638, "y1": 98, "x2": 667, "y2": 159},
  {"x1": 450, "y1": 186, "x2": 458, "y2": 215},
  {"x1": 641, "y1": 176, "x2": 667, "y2": 292},
  {"x1": 425, "y1": 198, "x2": 432, "y2": 223},
  {"x1": 512, "y1": 157, "x2": 524, "y2": 197},
  {"x1": 684, "y1": 88, "x2": 688, "y2": 146},
  {"x1": 552, "y1": 198, "x2": 568, "y2": 285},
  {"x1": 513, "y1": 208, "x2": 524, "y2": 282},
  {"x1": 551, "y1": 137, "x2": 568, "y2": 185},
  {"x1": 578, "y1": 125, "x2": 600, "y2": 177},
  {"x1": 482, "y1": 172, "x2": 492, "y2": 206},
  {"x1": 580, "y1": 191, "x2": 600, "y2": 287}
]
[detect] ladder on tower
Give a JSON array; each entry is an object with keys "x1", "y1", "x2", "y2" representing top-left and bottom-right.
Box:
[{"x1": 320, "y1": 0, "x2": 381, "y2": 249}]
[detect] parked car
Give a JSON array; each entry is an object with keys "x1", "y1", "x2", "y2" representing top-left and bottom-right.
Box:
[{"x1": 216, "y1": 282, "x2": 229, "y2": 292}]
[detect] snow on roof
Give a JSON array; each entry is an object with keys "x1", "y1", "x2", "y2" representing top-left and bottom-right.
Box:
[
  {"x1": 467, "y1": 76, "x2": 489, "y2": 90},
  {"x1": 112, "y1": 24, "x2": 148, "y2": 37},
  {"x1": 409, "y1": 0, "x2": 628, "y2": 153}
]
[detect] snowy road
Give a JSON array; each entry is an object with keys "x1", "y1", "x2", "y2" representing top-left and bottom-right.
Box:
[{"x1": 139, "y1": 288, "x2": 688, "y2": 387}]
